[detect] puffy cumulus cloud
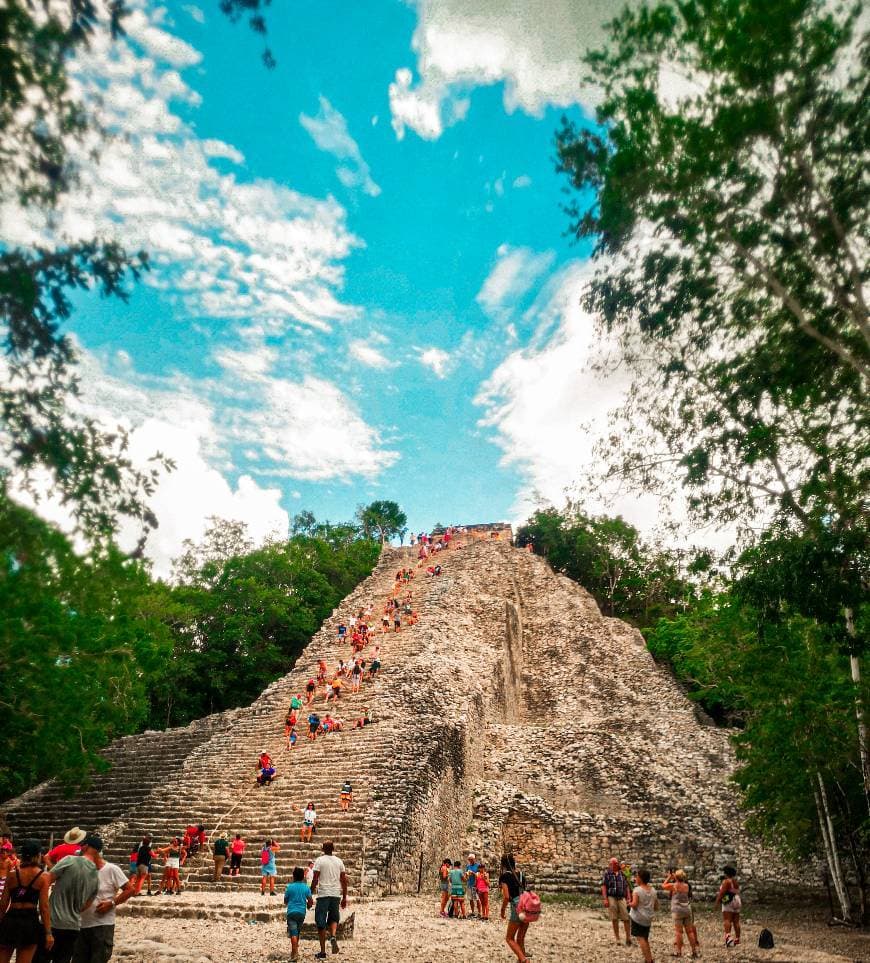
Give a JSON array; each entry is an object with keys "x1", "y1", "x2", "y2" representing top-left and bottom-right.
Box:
[
  {"x1": 227, "y1": 374, "x2": 399, "y2": 480},
  {"x1": 512, "y1": 174, "x2": 532, "y2": 189},
  {"x1": 300, "y1": 96, "x2": 381, "y2": 197},
  {"x1": 417, "y1": 346, "x2": 453, "y2": 378},
  {"x1": 10, "y1": 349, "x2": 289, "y2": 579},
  {"x1": 389, "y1": 0, "x2": 623, "y2": 138},
  {"x1": 476, "y1": 244, "x2": 555, "y2": 318},
  {"x1": 0, "y1": 2, "x2": 362, "y2": 336},
  {"x1": 474, "y1": 262, "x2": 668, "y2": 531}
]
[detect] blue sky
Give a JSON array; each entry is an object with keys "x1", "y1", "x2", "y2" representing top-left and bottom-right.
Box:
[{"x1": 8, "y1": 0, "x2": 638, "y2": 573}]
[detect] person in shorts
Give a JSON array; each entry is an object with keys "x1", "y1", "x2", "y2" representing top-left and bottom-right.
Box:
[
  {"x1": 339, "y1": 781, "x2": 353, "y2": 812},
  {"x1": 448, "y1": 861, "x2": 466, "y2": 919},
  {"x1": 663, "y1": 869, "x2": 700, "y2": 958},
  {"x1": 628, "y1": 868, "x2": 658, "y2": 963},
  {"x1": 464, "y1": 854, "x2": 480, "y2": 917},
  {"x1": 498, "y1": 854, "x2": 526, "y2": 961},
  {"x1": 602, "y1": 856, "x2": 632, "y2": 946},
  {"x1": 283, "y1": 866, "x2": 313, "y2": 962},
  {"x1": 438, "y1": 858, "x2": 451, "y2": 917},
  {"x1": 0, "y1": 839, "x2": 52, "y2": 962},
  {"x1": 311, "y1": 841, "x2": 347, "y2": 960},
  {"x1": 715, "y1": 865, "x2": 742, "y2": 947}
]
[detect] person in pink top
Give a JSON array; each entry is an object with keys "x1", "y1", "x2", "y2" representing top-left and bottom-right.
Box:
[{"x1": 229, "y1": 834, "x2": 245, "y2": 877}]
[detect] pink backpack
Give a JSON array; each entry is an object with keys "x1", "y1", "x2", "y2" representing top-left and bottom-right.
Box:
[{"x1": 517, "y1": 890, "x2": 542, "y2": 923}]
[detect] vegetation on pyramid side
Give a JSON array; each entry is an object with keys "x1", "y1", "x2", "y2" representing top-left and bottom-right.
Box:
[
  {"x1": 0, "y1": 496, "x2": 382, "y2": 802},
  {"x1": 555, "y1": 0, "x2": 868, "y2": 922}
]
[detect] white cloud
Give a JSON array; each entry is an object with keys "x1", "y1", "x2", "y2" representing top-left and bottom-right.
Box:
[
  {"x1": 474, "y1": 262, "x2": 659, "y2": 527},
  {"x1": 349, "y1": 339, "x2": 397, "y2": 369},
  {"x1": 389, "y1": 0, "x2": 622, "y2": 138},
  {"x1": 124, "y1": 8, "x2": 203, "y2": 68},
  {"x1": 417, "y1": 347, "x2": 452, "y2": 378},
  {"x1": 201, "y1": 138, "x2": 245, "y2": 164},
  {"x1": 182, "y1": 4, "x2": 205, "y2": 23},
  {"x1": 512, "y1": 174, "x2": 532, "y2": 189},
  {"x1": 0, "y1": 17, "x2": 362, "y2": 335},
  {"x1": 300, "y1": 96, "x2": 381, "y2": 197},
  {"x1": 476, "y1": 244, "x2": 555, "y2": 318}
]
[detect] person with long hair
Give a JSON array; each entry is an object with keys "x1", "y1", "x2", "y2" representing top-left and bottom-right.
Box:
[
  {"x1": 499, "y1": 854, "x2": 528, "y2": 963},
  {"x1": 0, "y1": 840, "x2": 52, "y2": 963},
  {"x1": 663, "y1": 869, "x2": 701, "y2": 958},
  {"x1": 715, "y1": 865, "x2": 742, "y2": 947}
]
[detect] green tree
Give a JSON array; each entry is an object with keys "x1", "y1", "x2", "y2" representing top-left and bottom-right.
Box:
[
  {"x1": 555, "y1": 0, "x2": 867, "y2": 539},
  {"x1": 517, "y1": 506, "x2": 694, "y2": 627},
  {"x1": 0, "y1": 489, "x2": 172, "y2": 799},
  {"x1": 356, "y1": 500, "x2": 408, "y2": 544}
]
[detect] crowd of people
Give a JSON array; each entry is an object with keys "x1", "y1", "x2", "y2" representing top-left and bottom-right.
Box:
[{"x1": 599, "y1": 856, "x2": 742, "y2": 962}]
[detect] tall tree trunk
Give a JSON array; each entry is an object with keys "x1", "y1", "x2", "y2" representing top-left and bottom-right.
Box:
[
  {"x1": 814, "y1": 772, "x2": 852, "y2": 921},
  {"x1": 845, "y1": 607, "x2": 870, "y2": 816}
]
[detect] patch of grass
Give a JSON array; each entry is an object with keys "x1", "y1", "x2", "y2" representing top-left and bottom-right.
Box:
[{"x1": 540, "y1": 892, "x2": 599, "y2": 909}]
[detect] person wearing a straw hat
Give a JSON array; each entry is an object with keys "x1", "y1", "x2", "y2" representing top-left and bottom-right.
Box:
[
  {"x1": 43, "y1": 838, "x2": 99, "y2": 963},
  {"x1": 45, "y1": 829, "x2": 86, "y2": 869}
]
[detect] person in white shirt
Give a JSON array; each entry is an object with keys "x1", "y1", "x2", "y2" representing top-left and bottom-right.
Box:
[
  {"x1": 310, "y1": 841, "x2": 348, "y2": 960},
  {"x1": 72, "y1": 835, "x2": 134, "y2": 963}
]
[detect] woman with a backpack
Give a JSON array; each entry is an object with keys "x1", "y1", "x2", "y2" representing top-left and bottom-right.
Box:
[
  {"x1": 499, "y1": 854, "x2": 538, "y2": 963},
  {"x1": 259, "y1": 839, "x2": 281, "y2": 896}
]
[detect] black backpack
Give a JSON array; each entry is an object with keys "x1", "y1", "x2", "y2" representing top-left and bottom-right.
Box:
[{"x1": 758, "y1": 928, "x2": 775, "y2": 949}]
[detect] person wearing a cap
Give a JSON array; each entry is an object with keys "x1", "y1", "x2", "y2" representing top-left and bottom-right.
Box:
[
  {"x1": 45, "y1": 829, "x2": 86, "y2": 869},
  {"x1": 71, "y1": 835, "x2": 133, "y2": 963},
  {"x1": 464, "y1": 853, "x2": 481, "y2": 918},
  {"x1": 43, "y1": 838, "x2": 99, "y2": 963}
]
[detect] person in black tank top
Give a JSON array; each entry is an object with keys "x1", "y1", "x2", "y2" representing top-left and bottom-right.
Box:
[{"x1": 0, "y1": 839, "x2": 53, "y2": 961}]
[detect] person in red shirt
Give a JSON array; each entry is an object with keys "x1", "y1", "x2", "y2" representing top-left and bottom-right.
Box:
[{"x1": 45, "y1": 827, "x2": 86, "y2": 867}]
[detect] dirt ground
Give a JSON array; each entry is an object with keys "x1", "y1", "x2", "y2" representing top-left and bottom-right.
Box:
[{"x1": 112, "y1": 893, "x2": 870, "y2": 963}]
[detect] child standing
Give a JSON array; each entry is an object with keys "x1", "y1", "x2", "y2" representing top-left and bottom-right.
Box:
[{"x1": 476, "y1": 863, "x2": 491, "y2": 920}]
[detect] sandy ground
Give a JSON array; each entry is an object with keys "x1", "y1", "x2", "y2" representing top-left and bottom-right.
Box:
[{"x1": 112, "y1": 894, "x2": 870, "y2": 963}]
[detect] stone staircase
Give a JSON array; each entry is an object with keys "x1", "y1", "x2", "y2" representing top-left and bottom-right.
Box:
[{"x1": 3, "y1": 529, "x2": 793, "y2": 902}]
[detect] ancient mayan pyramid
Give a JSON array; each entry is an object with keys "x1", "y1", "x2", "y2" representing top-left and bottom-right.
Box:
[{"x1": 3, "y1": 531, "x2": 787, "y2": 896}]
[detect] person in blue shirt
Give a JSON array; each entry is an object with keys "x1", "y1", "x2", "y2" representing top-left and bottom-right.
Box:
[
  {"x1": 284, "y1": 866, "x2": 313, "y2": 962},
  {"x1": 465, "y1": 854, "x2": 481, "y2": 917}
]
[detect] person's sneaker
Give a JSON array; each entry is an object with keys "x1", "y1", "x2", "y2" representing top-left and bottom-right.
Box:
[
  {"x1": 331, "y1": 935, "x2": 340, "y2": 954},
  {"x1": 725, "y1": 936, "x2": 735, "y2": 947},
  {"x1": 314, "y1": 953, "x2": 328, "y2": 960}
]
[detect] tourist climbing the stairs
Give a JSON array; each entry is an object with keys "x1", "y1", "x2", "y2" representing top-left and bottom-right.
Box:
[
  {"x1": 307, "y1": 710, "x2": 321, "y2": 741},
  {"x1": 306, "y1": 678, "x2": 317, "y2": 705},
  {"x1": 284, "y1": 707, "x2": 298, "y2": 748},
  {"x1": 211, "y1": 833, "x2": 229, "y2": 881},
  {"x1": 259, "y1": 840, "x2": 280, "y2": 896},
  {"x1": 339, "y1": 781, "x2": 352, "y2": 812},
  {"x1": 288, "y1": 727, "x2": 298, "y2": 749},
  {"x1": 229, "y1": 835, "x2": 245, "y2": 877},
  {"x1": 283, "y1": 866, "x2": 313, "y2": 962},
  {"x1": 299, "y1": 804, "x2": 317, "y2": 843}
]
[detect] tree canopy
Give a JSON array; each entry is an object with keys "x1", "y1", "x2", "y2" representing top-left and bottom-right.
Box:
[{"x1": 356, "y1": 500, "x2": 408, "y2": 544}]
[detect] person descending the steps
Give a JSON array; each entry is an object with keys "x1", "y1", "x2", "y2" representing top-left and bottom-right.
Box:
[
  {"x1": 311, "y1": 841, "x2": 348, "y2": 960},
  {"x1": 0, "y1": 838, "x2": 52, "y2": 963},
  {"x1": 256, "y1": 750, "x2": 276, "y2": 787},
  {"x1": 284, "y1": 707, "x2": 298, "y2": 749},
  {"x1": 260, "y1": 840, "x2": 280, "y2": 896},
  {"x1": 305, "y1": 678, "x2": 317, "y2": 705},
  {"x1": 288, "y1": 727, "x2": 298, "y2": 749},
  {"x1": 284, "y1": 866, "x2": 313, "y2": 962},
  {"x1": 290, "y1": 693, "x2": 303, "y2": 712},
  {"x1": 229, "y1": 835, "x2": 245, "y2": 877},
  {"x1": 339, "y1": 781, "x2": 352, "y2": 812},
  {"x1": 299, "y1": 804, "x2": 317, "y2": 843},
  {"x1": 211, "y1": 833, "x2": 229, "y2": 882}
]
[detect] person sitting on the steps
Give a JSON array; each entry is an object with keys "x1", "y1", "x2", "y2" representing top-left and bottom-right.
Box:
[{"x1": 256, "y1": 750, "x2": 276, "y2": 786}]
